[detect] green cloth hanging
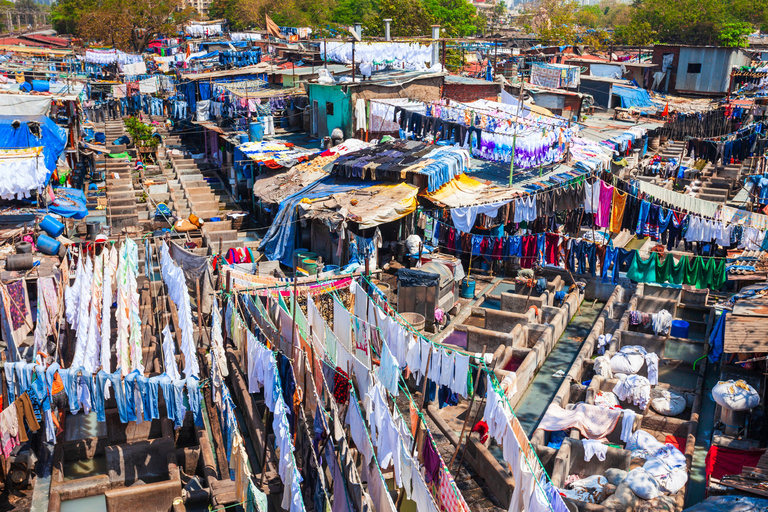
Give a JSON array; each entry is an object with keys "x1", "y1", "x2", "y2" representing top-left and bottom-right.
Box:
[
  {"x1": 656, "y1": 254, "x2": 685, "y2": 285},
  {"x1": 627, "y1": 252, "x2": 658, "y2": 283},
  {"x1": 712, "y1": 258, "x2": 727, "y2": 290},
  {"x1": 701, "y1": 257, "x2": 716, "y2": 290},
  {"x1": 683, "y1": 256, "x2": 702, "y2": 287}
]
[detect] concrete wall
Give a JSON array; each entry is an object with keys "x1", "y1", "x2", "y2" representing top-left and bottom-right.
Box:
[
  {"x1": 501, "y1": 290, "x2": 584, "y2": 412},
  {"x1": 465, "y1": 323, "x2": 529, "y2": 353},
  {"x1": 483, "y1": 307, "x2": 539, "y2": 332},
  {"x1": 500, "y1": 292, "x2": 547, "y2": 313},
  {"x1": 105, "y1": 478, "x2": 181, "y2": 512},
  {"x1": 552, "y1": 438, "x2": 631, "y2": 488}
]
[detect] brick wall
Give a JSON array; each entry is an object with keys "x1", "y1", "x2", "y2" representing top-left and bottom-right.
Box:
[{"x1": 442, "y1": 83, "x2": 500, "y2": 103}]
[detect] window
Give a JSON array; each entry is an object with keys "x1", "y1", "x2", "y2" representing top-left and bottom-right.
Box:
[
  {"x1": 687, "y1": 63, "x2": 702, "y2": 74},
  {"x1": 326, "y1": 102, "x2": 334, "y2": 115}
]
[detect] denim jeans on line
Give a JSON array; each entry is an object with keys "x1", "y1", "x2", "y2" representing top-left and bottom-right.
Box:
[
  {"x1": 125, "y1": 369, "x2": 142, "y2": 422},
  {"x1": 106, "y1": 369, "x2": 129, "y2": 424}
]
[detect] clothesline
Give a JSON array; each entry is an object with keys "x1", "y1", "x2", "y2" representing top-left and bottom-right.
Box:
[{"x1": 422, "y1": 208, "x2": 751, "y2": 262}]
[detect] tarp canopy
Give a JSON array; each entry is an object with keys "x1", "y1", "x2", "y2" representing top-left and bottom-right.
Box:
[
  {"x1": 422, "y1": 173, "x2": 520, "y2": 208},
  {"x1": 260, "y1": 177, "x2": 418, "y2": 265},
  {"x1": 612, "y1": 85, "x2": 659, "y2": 113},
  {"x1": 302, "y1": 181, "x2": 419, "y2": 229},
  {"x1": 260, "y1": 177, "x2": 371, "y2": 266},
  {"x1": 0, "y1": 95, "x2": 53, "y2": 116},
  {"x1": 0, "y1": 116, "x2": 67, "y2": 173}
]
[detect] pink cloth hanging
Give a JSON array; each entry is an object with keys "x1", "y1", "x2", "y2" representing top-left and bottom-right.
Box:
[{"x1": 595, "y1": 181, "x2": 614, "y2": 228}]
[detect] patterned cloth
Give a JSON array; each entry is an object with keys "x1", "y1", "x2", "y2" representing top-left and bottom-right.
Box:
[
  {"x1": 333, "y1": 366, "x2": 350, "y2": 404},
  {"x1": 7, "y1": 281, "x2": 28, "y2": 330}
]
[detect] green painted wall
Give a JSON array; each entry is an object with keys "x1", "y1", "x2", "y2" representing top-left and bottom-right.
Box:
[{"x1": 307, "y1": 84, "x2": 352, "y2": 137}]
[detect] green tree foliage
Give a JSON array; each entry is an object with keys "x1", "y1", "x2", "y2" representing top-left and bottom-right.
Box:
[
  {"x1": 52, "y1": 0, "x2": 195, "y2": 51},
  {"x1": 212, "y1": 0, "x2": 479, "y2": 37}
]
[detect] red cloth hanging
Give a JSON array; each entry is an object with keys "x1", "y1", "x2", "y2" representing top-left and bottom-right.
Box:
[{"x1": 705, "y1": 445, "x2": 765, "y2": 483}]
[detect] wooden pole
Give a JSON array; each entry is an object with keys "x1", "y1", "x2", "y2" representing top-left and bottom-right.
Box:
[{"x1": 448, "y1": 345, "x2": 486, "y2": 470}]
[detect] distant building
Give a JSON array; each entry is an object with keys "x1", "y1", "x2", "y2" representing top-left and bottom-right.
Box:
[
  {"x1": 652, "y1": 45, "x2": 751, "y2": 95},
  {"x1": 183, "y1": 0, "x2": 213, "y2": 16}
]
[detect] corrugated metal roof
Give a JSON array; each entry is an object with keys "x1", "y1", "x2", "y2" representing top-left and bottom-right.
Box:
[{"x1": 445, "y1": 75, "x2": 496, "y2": 86}]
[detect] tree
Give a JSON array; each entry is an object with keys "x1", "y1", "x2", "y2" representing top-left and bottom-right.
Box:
[
  {"x1": 612, "y1": 21, "x2": 656, "y2": 45},
  {"x1": 379, "y1": 0, "x2": 433, "y2": 36},
  {"x1": 423, "y1": 0, "x2": 482, "y2": 36},
  {"x1": 524, "y1": 0, "x2": 578, "y2": 44},
  {"x1": 622, "y1": 0, "x2": 754, "y2": 46},
  {"x1": 60, "y1": 0, "x2": 194, "y2": 51}
]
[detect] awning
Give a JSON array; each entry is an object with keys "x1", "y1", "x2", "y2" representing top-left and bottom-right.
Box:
[
  {"x1": 303, "y1": 181, "x2": 419, "y2": 229},
  {"x1": 422, "y1": 173, "x2": 520, "y2": 208},
  {"x1": 612, "y1": 85, "x2": 659, "y2": 112}
]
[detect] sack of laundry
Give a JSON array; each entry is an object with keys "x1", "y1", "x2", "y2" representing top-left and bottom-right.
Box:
[
  {"x1": 650, "y1": 388, "x2": 687, "y2": 417},
  {"x1": 610, "y1": 345, "x2": 647, "y2": 374},
  {"x1": 712, "y1": 380, "x2": 760, "y2": 411},
  {"x1": 625, "y1": 467, "x2": 661, "y2": 500}
]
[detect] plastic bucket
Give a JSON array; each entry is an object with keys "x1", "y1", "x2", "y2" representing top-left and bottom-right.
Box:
[
  {"x1": 40, "y1": 215, "x2": 65, "y2": 238},
  {"x1": 324, "y1": 264, "x2": 339, "y2": 273},
  {"x1": 238, "y1": 133, "x2": 249, "y2": 144},
  {"x1": 460, "y1": 277, "x2": 476, "y2": 299},
  {"x1": 670, "y1": 319, "x2": 689, "y2": 338},
  {"x1": 302, "y1": 258, "x2": 318, "y2": 275},
  {"x1": 36, "y1": 233, "x2": 61, "y2": 255},
  {"x1": 31, "y1": 80, "x2": 49, "y2": 92},
  {"x1": 248, "y1": 122, "x2": 264, "y2": 142}
]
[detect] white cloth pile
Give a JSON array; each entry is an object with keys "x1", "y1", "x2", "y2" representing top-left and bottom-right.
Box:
[
  {"x1": 613, "y1": 374, "x2": 652, "y2": 409},
  {"x1": 651, "y1": 309, "x2": 673, "y2": 336}
]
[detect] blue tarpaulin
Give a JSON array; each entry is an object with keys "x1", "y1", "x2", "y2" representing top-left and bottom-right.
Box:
[
  {"x1": 259, "y1": 177, "x2": 379, "y2": 266},
  {"x1": 0, "y1": 116, "x2": 67, "y2": 175},
  {"x1": 47, "y1": 187, "x2": 88, "y2": 219},
  {"x1": 612, "y1": 86, "x2": 659, "y2": 113}
]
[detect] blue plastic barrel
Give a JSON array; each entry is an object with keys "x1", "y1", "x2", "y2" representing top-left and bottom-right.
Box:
[
  {"x1": 238, "y1": 133, "x2": 249, "y2": 144},
  {"x1": 31, "y1": 80, "x2": 49, "y2": 92},
  {"x1": 94, "y1": 132, "x2": 106, "y2": 144},
  {"x1": 36, "y1": 233, "x2": 61, "y2": 255},
  {"x1": 670, "y1": 319, "x2": 689, "y2": 338},
  {"x1": 324, "y1": 264, "x2": 339, "y2": 273},
  {"x1": 460, "y1": 277, "x2": 476, "y2": 299},
  {"x1": 248, "y1": 122, "x2": 264, "y2": 142},
  {"x1": 40, "y1": 215, "x2": 65, "y2": 238}
]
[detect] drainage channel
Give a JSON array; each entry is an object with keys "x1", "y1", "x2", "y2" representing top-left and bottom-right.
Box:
[
  {"x1": 685, "y1": 361, "x2": 719, "y2": 508},
  {"x1": 514, "y1": 300, "x2": 606, "y2": 438}
]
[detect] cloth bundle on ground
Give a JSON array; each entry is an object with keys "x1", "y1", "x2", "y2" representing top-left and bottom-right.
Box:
[
  {"x1": 712, "y1": 380, "x2": 760, "y2": 411},
  {"x1": 538, "y1": 402, "x2": 622, "y2": 440},
  {"x1": 625, "y1": 467, "x2": 661, "y2": 500},
  {"x1": 613, "y1": 373, "x2": 652, "y2": 409},
  {"x1": 610, "y1": 345, "x2": 647, "y2": 374},
  {"x1": 560, "y1": 475, "x2": 608, "y2": 504},
  {"x1": 644, "y1": 448, "x2": 688, "y2": 494},
  {"x1": 625, "y1": 429, "x2": 688, "y2": 494},
  {"x1": 626, "y1": 430, "x2": 665, "y2": 459},
  {"x1": 650, "y1": 388, "x2": 687, "y2": 417},
  {"x1": 593, "y1": 355, "x2": 613, "y2": 379}
]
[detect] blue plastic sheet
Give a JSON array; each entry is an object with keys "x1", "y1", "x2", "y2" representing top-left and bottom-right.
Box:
[
  {"x1": 47, "y1": 187, "x2": 87, "y2": 219},
  {"x1": 0, "y1": 116, "x2": 67, "y2": 174},
  {"x1": 612, "y1": 86, "x2": 659, "y2": 113}
]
